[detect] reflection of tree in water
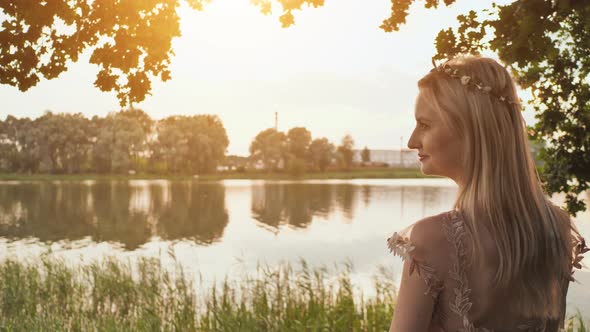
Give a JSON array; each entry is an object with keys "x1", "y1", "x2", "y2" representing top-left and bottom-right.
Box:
[
  {"x1": 251, "y1": 183, "x2": 358, "y2": 231},
  {"x1": 0, "y1": 181, "x2": 228, "y2": 249},
  {"x1": 0, "y1": 182, "x2": 96, "y2": 242},
  {"x1": 334, "y1": 184, "x2": 356, "y2": 221},
  {"x1": 91, "y1": 182, "x2": 152, "y2": 249},
  {"x1": 251, "y1": 184, "x2": 286, "y2": 230},
  {"x1": 361, "y1": 185, "x2": 372, "y2": 207},
  {"x1": 284, "y1": 184, "x2": 313, "y2": 228},
  {"x1": 154, "y1": 182, "x2": 229, "y2": 245},
  {"x1": 308, "y1": 185, "x2": 334, "y2": 219}
]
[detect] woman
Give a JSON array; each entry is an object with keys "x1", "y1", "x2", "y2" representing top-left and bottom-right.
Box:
[{"x1": 387, "y1": 55, "x2": 588, "y2": 332}]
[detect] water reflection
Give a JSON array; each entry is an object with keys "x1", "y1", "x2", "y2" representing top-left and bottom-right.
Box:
[
  {"x1": 153, "y1": 182, "x2": 228, "y2": 244},
  {"x1": 0, "y1": 181, "x2": 457, "y2": 248},
  {"x1": 0, "y1": 180, "x2": 581, "y2": 251},
  {"x1": 0, "y1": 181, "x2": 228, "y2": 249},
  {"x1": 251, "y1": 184, "x2": 357, "y2": 230},
  {"x1": 249, "y1": 182, "x2": 455, "y2": 231}
]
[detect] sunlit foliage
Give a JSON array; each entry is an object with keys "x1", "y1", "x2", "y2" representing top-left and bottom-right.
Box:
[{"x1": 0, "y1": 110, "x2": 228, "y2": 174}]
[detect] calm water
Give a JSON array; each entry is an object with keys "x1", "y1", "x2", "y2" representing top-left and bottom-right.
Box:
[{"x1": 0, "y1": 179, "x2": 588, "y2": 314}]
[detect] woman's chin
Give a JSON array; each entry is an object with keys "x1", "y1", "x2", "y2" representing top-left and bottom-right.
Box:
[
  {"x1": 420, "y1": 158, "x2": 431, "y2": 175},
  {"x1": 420, "y1": 162, "x2": 434, "y2": 176},
  {"x1": 421, "y1": 165, "x2": 444, "y2": 178}
]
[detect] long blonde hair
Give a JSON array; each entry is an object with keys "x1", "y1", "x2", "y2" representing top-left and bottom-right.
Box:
[{"x1": 418, "y1": 55, "x2": 576, "y2": 318}]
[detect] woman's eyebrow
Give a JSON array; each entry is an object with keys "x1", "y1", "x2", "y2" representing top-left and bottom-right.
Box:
[{"x1": 415, "y1": 116, "x2": 431, "y2": 123}]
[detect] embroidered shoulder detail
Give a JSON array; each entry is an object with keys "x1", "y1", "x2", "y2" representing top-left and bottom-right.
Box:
[
  {"x1": 387, "y1": 232, "x2": 444, "y2": 298},
  {"x1": 442, "y1": 210, "x2": 491, "y2": 332},
  {"x1": 570, "y1": 236, "x2": 589, "y2": 282},
  {"x1": 387, "y1": 232, "x2": 415, "y2": 261}
]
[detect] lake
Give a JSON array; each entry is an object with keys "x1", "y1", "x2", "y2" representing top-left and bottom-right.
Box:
[{"x1": 0, "y1": 178, "x2": 587, "y2": 315}]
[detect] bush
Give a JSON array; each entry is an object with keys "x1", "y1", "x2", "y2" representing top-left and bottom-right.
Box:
[
  {"x1": 150, "y1": 161, "x2": 168, "y2": 174},
  {"x1": 288, "y1": 158, "x2": 306, "y2": 177}
]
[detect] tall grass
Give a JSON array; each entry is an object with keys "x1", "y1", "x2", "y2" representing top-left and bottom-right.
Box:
[
  {"x1": 0, "y1": 256, "x2": 196, "y2": 331},
  {"x1": 0, "y1": 256, "x2": 585, "y2": 331},
  {"x1": 199, "y1": 260, "x2": 396, "y2": 332}
]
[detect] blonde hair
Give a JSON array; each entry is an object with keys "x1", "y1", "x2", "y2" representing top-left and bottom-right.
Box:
[{"x1": 418, "y1": 55, "x2": 577, "y2": 318}]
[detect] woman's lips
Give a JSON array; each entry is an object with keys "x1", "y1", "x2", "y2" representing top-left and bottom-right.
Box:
[{"x1": 418, "y1": 155, "x2": 429, "y2": 161}]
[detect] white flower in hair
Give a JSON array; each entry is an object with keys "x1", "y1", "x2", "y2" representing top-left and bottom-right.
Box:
[{"x1": 432, "y1": 61, "x2": 514, "y2": 106}]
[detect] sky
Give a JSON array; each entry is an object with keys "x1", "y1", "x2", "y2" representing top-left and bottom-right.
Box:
[{"x1": 0, "y1": 0, "x2": 529, "y2": 156}]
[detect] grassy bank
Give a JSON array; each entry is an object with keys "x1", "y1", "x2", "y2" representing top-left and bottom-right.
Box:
[
  {"x1": 0, "y1": 257, "x2": 586, "y2": 332},
  {"x1": 0, "y1": 168, "x2": 436, "y2": 182}
]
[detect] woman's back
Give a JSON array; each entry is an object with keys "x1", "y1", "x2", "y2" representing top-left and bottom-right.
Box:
[{"x1": 387, "y1": 209, "x2": 587, "y2": 332}]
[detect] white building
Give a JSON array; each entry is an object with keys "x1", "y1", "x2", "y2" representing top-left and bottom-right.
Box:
[{"x1": 353, "y1": 149, "x2": 421, "y2": 168}]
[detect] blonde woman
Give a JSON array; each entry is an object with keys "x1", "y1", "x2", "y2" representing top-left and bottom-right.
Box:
[{"x1": 388, "y1": 55, "x2": 588, "y2": 332}]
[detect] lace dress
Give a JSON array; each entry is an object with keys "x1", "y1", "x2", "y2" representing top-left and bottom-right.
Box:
[{"x1": 387, "y1": 210, "x2": 588, "y2": 332}]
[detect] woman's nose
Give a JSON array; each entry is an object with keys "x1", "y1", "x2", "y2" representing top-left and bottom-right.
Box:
[{"x1": 407, "y1": 130, "x2": 420, "y2": 149}]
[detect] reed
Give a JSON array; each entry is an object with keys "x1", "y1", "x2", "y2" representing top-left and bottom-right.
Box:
[{"x1": 0, "y1": 256, "x2": 585, "y2": 331}]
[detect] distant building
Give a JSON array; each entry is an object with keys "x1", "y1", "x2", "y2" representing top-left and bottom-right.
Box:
[
  {"x1": 352, "y1": 149, "x2": 420, "y2": 168},
  {"x1": 216, "y1": 165, "x2": 232, "y2": 172}
]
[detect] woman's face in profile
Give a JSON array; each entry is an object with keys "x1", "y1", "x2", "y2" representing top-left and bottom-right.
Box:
[{"x1": 408, "y1": 89, "x2": 464, "y2": 182}]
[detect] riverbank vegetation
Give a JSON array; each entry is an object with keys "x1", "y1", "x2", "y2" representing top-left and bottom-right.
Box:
[
  {"x1": 0, "y1": 167, "x2": 433, "y2": 182},
  {"x1": 0, "y1": 112, "x2": 409, "y2": 178},
  {"x1": 0, "y1": 256, "x2": 396, "y2": 331},
  {"x1": 0, "y1": 111, "x2": 229, "y2": 175},
  {"x1": 0, "y1": 256, "x2": 586, "y2": 331}
]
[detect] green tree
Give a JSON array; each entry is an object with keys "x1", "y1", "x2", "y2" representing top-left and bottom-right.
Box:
[
  {"x1": 249, "y1": 128, "x2": 287, "y2": 171},
  {"x1": 35, "y1": 112, "x2": 62, "y2": 173},
  {"x1": 92, "y1": 111, "x2": 147, "y2": 173},
  {"x1": 33, "y1": 112, "x2": 92, "y2": 173},
  {"x1": 286, "y1": 127, "x2": 312, "y2": 175},
  {"x1": 361, "y1": 146, "x2": 371, "y2": 164},
  {"x1": 59, "y1": 113, "x2": 93, "y2": 173},
  {"x1": 0, "y1": 117, "x2": 19, "y2": 172},
  {"x1": 153, "y1": 115, "x2": 229, "y2": 174},
  {"x1": 286, "y1": 127, "x2": 312, "y2": 159},
  {"x1": 151, "y1": 117, "x2": 186, "y2": 173},
  {"x1": 308, "y1": 137, "x2": 334, "y2": 172},
  {"x1": 287, "y1": 157, "x2": 307, "y2": 177},
  {"x1": 337, "y1": 134, "x2": 355, "y2": 171},
  {"x1": 4, "y1": 116, "x2": 41, "y2": 173},
  {"x1": 0, "y1": 111, "x2": 229, "y2": 175}
]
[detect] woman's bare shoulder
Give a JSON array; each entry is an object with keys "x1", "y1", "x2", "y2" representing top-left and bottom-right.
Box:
[
  {"x1": 392, "y1": 211, "x2": 456, "y2": 266},
  {"x1": 408, "y1": 211, "x2": 452, "y2": 246}
]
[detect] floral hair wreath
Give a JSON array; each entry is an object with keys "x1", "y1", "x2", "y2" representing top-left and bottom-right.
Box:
[{"x1": 430, "y1": 58, "x2": 519, "y2": 108}]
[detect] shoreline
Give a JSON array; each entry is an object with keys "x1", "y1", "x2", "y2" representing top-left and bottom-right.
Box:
[{"x1": 0, "y1": 168, "x2": 439, "y2": 181}]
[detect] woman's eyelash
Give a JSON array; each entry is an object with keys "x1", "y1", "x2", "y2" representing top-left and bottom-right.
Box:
[{"x1": 418, "y1": 122, "x2": 429, "y2": 129}]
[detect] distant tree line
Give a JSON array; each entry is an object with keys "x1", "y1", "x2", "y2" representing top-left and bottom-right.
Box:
[
  {"x1": 249, "y1": 127, "x2": 356, "y2": 175},
  {"x1": 0, "y1": 110, "x2": 229, "y2": 174}
]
